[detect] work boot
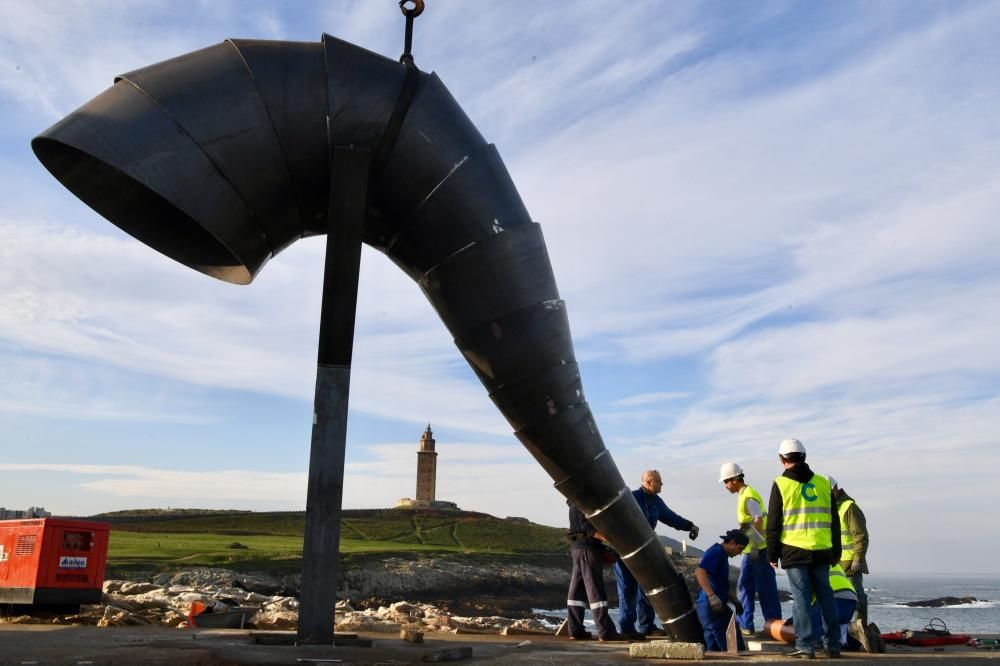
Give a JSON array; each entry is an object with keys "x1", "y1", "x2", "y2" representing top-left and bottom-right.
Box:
[
  {"x1": 644, "y1": 627, "x2": 667, "y2": 637},
  {"x1": 569, "y1": 631, "x2": 592, "y2": 640},
  {"x1": 817, "y1": 648, "x2": 841, "y2": 659},
  {"x1": 867, "y1": 623, "x2": 886, "y2": 653},
  {"x1": 598, "y1": 632, "x2": 628, "y2": 642},
  {"x1": 623, "y1": 631, "x2": 646, "y2": 641}
]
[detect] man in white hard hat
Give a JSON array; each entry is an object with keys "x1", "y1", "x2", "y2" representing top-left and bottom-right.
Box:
[
  {"x1": 719, "y1": 462, "x2": 782, "y2": 637},
  {"x1": 766, "y1": 438, "x2": 842, "y2": 659},
  {"x1": 827, "y1": 476, "x2": 870, "y2": 625}
]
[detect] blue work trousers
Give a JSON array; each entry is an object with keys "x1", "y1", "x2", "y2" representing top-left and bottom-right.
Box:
[
  {"x1": 695, "y1": 595, "x2": 746, "y2": 652},
  {"x1": 809, "y1": 597, "x2": 857, "y2": 649},
  {"x1": 736, "y1": 548, "x2": 782, "y2": 631},
  {"x1": 786, "y1": 564, "x2": 841, "y2": 654},
  {"x1": 613, "y1": 560, "x2": 658, "y2": 634}
]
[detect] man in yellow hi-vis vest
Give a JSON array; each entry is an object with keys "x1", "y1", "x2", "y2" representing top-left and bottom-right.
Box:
[
  {"x1": 766, "y1": 438, "x2": 842, "y2": 659},
  {"x1": 719, "y1": 462, "x2": 782, "y2": 636},
  {"x1": 827, "y1": 476, "x2": 870, "y2": 625}
]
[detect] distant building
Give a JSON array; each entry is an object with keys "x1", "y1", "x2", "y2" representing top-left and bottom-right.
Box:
[
  {"x1": 396, "y1": 425, "x2": 459, "y2": 510},
  {"x1": 0, "y1": 507, "x2": 51, "y2": 520}
]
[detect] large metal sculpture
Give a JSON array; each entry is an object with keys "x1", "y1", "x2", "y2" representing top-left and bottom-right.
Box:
[{"x1": 32, "y1": 29, "x2": 700, "y2": 642}]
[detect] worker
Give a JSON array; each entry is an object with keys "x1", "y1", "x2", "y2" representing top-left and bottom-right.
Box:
[
  {"x1": 827, "y1": 476, "x2": 870, "y2": 625},
  {"x1": 694, "y1": 529, "x2": 749, "y2": 652},
  {"x1": 769, "y1": 564, "x2": 861, "y2": 651},
  {"x1": 719, "y1": 462, "x2": 782, "y2": 636},
  {"x1": 565, "y1": 500, "x2": 626, "y2": 642},
  {"x1": 808, "y1": 564, "x2": 858, "y2": 652},
  {"x1": 613, "y1": 469, "x2": 700, "y2": 639},
  {"x1": 766, "y1": 438, "x2": 842, "y2": 659}
]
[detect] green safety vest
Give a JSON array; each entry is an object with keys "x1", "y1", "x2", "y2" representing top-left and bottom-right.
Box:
[
  {"x1": 838, "y1": 498, "x2": 855, "y2": 560},
  {"x1": 737, "y1": 484, "x2": 767, "y2": 552},
  {"x1": 828, "y1": 563, "x2": 856, "y2": 594},
  {"x1": 812, "y1": 563, "x2": 856, "y2": 603},
  {"x1": 774, "y1": 473, "x2": 833, "y2": 550}
]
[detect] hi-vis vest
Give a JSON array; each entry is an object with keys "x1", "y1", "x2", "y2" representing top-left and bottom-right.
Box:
[
  {"x1": 813, "y1": 563, "x2": 856, "y2": 603},
  {"x1": 838, "y1": 498, "x2": 855, "y2": 560},
  {"x1": 774, "y1": 473, "x2": 833, "y2": 550},
  {"x1": 828, "y1": 563, "x2": 856, "y2": 594},
  {"x1": 737, "y1": 484, "x2": 767, "y2": 552}
]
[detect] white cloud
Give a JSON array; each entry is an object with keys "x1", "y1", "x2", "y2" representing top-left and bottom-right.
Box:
[
  {"x1": 612, "y1": 392, "x2": 692, "y2": 407},
  {"x1": 0, "y1": 463, "x2": 307, "y2": 503}
]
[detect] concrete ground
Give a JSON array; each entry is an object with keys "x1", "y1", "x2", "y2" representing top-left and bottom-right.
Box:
[{"x1": 0, "y1": 626, "x2": 998, "y2": 664}]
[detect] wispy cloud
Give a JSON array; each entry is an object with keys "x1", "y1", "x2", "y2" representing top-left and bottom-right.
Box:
[
  {"x1": 0, "y1": 463, "x2": 307, "y2": 503},
  {"x1": 612, "y1": 392, "x2": 692, "y2": 408}
]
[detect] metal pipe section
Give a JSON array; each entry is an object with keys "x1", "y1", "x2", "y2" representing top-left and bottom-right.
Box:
[{"x1": 31, "y1": 35, "x2": 699, "y2": 640}]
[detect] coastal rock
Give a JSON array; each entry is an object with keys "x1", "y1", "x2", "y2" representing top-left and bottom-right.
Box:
[
  {"x1": 97, "y1": 606, "x2": 151, "y2": 627},
  {"x1": 117, "y1": 582, "x2": 162, "y2": 596},
  {"x1": 151, "y1": 568, "x2": 298, "y2": 597},
  {"x1": 902, "y1": 596, "x2": 981, "y2": 608},
  {"x1": 19, "y1": 551, "x2": 741, "y2": 632},
  {"x1": 0, "y1": 615, "x2": 40, "y2": 625},
  {"x1": 105, "y1": 552, "x2": 734, "y2": 618},
  {"x1": 255, "y1": 601, "x2": 299, "y2": 630}
]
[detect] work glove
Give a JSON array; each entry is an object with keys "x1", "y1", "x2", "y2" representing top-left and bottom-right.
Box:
[
  {"x1": 845, "y1": 559, "x2": 862, "y2": 576},
  {"x1": 708, "y1": 593, "x2": 724, "y2": 613},
  {"x1": 688, "y1": 525, "x2": 700, "y2": 540},
  {"x1": 747, "y1": 547, "x2": 759, "y2": 561}
]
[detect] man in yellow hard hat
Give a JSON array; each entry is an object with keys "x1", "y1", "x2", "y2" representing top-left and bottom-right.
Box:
[
  {"x1": 719, "y1": 462, "x2": 782, "y2": 637},
  {"x1": 766, "y1": 438, "x2": 842, "y2": 659}
]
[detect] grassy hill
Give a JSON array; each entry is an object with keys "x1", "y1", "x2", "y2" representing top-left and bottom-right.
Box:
[{"x1": 91, "y1": 508, "x2": 570, "y2": 576}]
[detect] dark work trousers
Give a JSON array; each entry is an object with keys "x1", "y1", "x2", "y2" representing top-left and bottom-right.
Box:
[
  {"x1": 848, "y1": 570, "x2": 868, "y2": 624},
  {"x1": 567, "y1": 545, "x2": 617, "y2": 639},
  {"x1": 696, "y1": 596, "x2": 747, "y2": 652}
]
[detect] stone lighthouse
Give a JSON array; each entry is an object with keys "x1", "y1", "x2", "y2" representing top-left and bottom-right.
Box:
[
  {"x1": 415, "y1": 424, "x2": 437, "y2": 502},
  {"x1": 395, "y1": 425, "x2": 459, "y2": 510}
]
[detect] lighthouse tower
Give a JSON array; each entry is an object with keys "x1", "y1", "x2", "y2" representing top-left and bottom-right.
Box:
[
  {"x1": 395, "y1": 425, "x2": 459, "y2": 510},
  {"x1": 415, "y1": 424, "x2": 437, "y2": 502}
]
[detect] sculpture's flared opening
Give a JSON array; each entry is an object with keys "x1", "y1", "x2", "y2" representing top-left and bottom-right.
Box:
[{"x1": 32, "y1": 138, "x2": 252, "y2": 285}]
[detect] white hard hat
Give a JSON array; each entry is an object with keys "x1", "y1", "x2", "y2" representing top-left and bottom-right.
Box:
[
  {"x1": 827, "y1": 475, "x2": 838, "y2": 489},
  {"x1": 719, "y1": 462, "x2": 744, "y2": 483},
  {"x1": 778, "y1": 438, "x2": 806, "y2": 455}
]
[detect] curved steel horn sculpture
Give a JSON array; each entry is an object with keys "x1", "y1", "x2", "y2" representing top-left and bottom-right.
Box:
[{"x1": 32, "y1": 36, "x2": 699, "y2": 640}]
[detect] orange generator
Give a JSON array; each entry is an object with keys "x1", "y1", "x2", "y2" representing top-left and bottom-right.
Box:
[{"x1": 0, "y1": 518, "x2": 110, "y2": 607}]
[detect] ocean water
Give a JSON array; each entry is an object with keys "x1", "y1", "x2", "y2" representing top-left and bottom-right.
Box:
[
  {"x1": 804, "y1": 572, "x2": 1000, "y2": 636},
  {"x1": 537, "y1": 573, "x2": 1000, "y2": 637}
]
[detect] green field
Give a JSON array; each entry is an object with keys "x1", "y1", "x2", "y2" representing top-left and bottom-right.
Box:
[{"x1": 101, "y1": 508, "x2": 568, "y2": 576}]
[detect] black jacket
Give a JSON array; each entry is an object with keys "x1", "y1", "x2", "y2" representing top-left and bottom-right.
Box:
[
  {"x1": 568, "y1": 502, "x2": 602, "y2": 551},
  {"x1": 766, "y1": 462, "x2": 841, "y2": 568}
]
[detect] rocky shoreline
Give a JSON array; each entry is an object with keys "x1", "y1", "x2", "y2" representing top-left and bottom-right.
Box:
[
  {"x1": 0, "y1": 553, "x2": 751, "y2": 632},
  {"x1": 0, "y1": 569, "x2": 553, "y2": 635}
]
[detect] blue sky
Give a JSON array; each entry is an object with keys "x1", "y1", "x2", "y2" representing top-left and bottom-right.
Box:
[{"x1": 1, "y1": 1, "x2": 998, "y2": 574}]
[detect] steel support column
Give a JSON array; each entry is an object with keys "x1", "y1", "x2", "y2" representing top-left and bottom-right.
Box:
[{"x1": 297, "y1": 146, "x2": 371, "y2": 644}]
